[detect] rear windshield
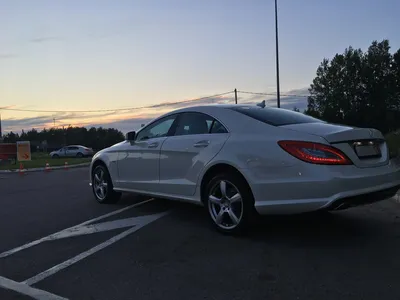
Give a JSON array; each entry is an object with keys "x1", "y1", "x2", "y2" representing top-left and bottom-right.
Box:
[{"x1": 228, "y1": 106, "x2": 324, "y2": 126}]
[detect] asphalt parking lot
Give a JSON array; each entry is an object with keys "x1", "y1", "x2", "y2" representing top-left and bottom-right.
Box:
[{"x1": 1, "y1": 168, "x2": 400, "y2": 300}]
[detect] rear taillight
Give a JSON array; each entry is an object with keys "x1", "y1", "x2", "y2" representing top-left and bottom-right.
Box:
[{"x1": 278, "y1": 141, "x2": 352, "y2": 165}]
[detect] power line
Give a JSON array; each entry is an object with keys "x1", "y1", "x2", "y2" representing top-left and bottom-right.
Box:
[
  {"x1": 237, "y1": 90, "x2": 310, "y2": 98},
  {"x1": 0, "y1": 90, "x2": 309, "y2": 114},
  {"x1": 0, "y1": 91, "x2": 234, "y2": 113}
]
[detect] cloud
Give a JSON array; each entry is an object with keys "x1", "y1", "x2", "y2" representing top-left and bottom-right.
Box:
[
  {"x1": 0, "y1": 54, "x2": 17, "y2": 59},
  {"x1": 1, "y1": 87, "x2": 310, "y2": 134},
  {"x1": 243, "y1": 87, "x2": 310, "y2": 102},
  {"x1": 285, "y1": 87, "x2": 310, "y2": 96},
  {"x1": 30, "y1": 36, "x2": 61, "y2": 43},
  {"x1": 2, "y1": 116, "x2": 54, "y2": 131},
  {"x1": 91, "y1": 117, "x2": 154, "y2": 134},
  {"x1": 94, "y1": 90, "x2": 310, "y2": 134},
  {"x1": 238, "y1": 87, "x2": 309, "y2": 112},
  {"x1": 1, "y1": 111, "x2": 118, "y2": 132}
]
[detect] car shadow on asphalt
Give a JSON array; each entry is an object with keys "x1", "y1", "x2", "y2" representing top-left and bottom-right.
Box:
[
  {"x1": 167, "y1": 201, "x2": 388, "y2": 247},
  {"x1": 251, "y1": 211, "x2": 372, "y2": 244},
  {"x1": 99, "y1": 193, "x2": 156, "y2": 207}
]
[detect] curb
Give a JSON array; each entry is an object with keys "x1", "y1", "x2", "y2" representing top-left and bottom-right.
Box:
[{"x1": 0, "y1": 163, "x2": 90, "y2": 173}]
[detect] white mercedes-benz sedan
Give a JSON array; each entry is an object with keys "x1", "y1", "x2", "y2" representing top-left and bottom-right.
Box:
[{"x1": 89, "y1": 104, "x2": 400, "y2": 234}]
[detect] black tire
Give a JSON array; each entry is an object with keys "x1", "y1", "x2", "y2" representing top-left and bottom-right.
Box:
[
  {"x1": 92, "y1": 164, "x2": 121, "y2": 204},
  {"x1": 52, "y1": 154, "x2": 59, "y2": 159},
  {"x1": 204, "y1": 172, "x2": 256, "y2": 235},
  {"x1": 76, "y1": 152, "x2": 84, "y2": 158}
]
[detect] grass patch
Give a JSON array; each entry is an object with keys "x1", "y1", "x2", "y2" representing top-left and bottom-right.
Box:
[{"x1": 0, "y1": 152, "x2": 91, "y2": 171}]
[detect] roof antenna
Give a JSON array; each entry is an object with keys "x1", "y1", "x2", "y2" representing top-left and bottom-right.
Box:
[{"x1": 256, "y1": 100, "x2": 266, "y2": 108}]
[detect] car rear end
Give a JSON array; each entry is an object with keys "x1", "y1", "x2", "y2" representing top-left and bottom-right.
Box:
[
  {"x1": 226, "y1": 106, "x2": 400, "y2": 214},
  {"x1": 278, "y1": 122, "x2": 400, "y2": 211},
  {"x1": 81, "y1": 146, "x2": 94, "y2": 157}
]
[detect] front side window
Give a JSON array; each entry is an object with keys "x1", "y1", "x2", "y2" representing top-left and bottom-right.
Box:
[
  {"x1": 228, "y1": 106, "x2": 324, "y2": 126},
  {"x1": 135, "y1": 114, "x2": 177, "y2": 141}
]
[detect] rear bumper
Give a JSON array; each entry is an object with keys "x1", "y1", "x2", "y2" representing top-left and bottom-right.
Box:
[
  {"x1": 242, "y1": 160, "x2": 400, "y2": 215},
  {"x1": 324, "y1": 185, "x2": 400, "y2": 210}
]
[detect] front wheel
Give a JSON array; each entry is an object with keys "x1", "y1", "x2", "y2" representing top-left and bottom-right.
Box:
[
  {"x1": 205, "y1": 172, "x2": 256, "y2": 235},
  {"x1": 92, "y1": 165, "x2": 121, "y2": 204}
]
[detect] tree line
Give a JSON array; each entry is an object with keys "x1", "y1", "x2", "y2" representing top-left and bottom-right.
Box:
[
  {"x1": 305, "y1": 39, "x2": 400, "y2": 134},
  {"x1": 2, "y1": 127, "x2": 125, "y2": 151}
]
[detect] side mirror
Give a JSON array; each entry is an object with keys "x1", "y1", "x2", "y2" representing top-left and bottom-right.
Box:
[{"x1": 126, "y1": 131, "x2": 136, "y2": 141}]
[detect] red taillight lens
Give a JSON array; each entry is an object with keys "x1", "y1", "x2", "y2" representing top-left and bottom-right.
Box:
[{"x1": 278, "y1": 141, "x2": 352, "y2": 165}]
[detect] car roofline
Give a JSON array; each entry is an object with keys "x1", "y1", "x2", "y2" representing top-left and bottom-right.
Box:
[{"x1": 134, "y1": 103, "x2": 261, "y2": 134}]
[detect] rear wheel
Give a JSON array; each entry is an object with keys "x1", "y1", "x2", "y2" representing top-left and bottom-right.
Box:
[
  {"x1": 205, "y1": 172, "x2": 256, "y2": 234},
  {"x1": 92, "y1": 165, "x2": 121, "y2": 204}
]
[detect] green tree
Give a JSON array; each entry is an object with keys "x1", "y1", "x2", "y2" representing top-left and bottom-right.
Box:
[
  {"x1": 305, "y1": 39, "x2": 400, "y2": 134},
  {"x1": 3, "y1": 131, "x2": 19, "y2": 143}
]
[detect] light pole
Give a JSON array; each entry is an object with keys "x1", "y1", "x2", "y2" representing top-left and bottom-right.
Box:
[{"x1": 275, "y1": 0, "x2": 281, "y2": 108}]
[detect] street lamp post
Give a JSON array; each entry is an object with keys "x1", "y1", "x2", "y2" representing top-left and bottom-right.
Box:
[{"x1": 275, "y1": 0, "x2": 281, "y2": 108}]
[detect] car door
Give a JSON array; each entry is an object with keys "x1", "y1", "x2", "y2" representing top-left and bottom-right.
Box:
[
  {"x1": 116, "y1": 114, "x2": 179, "y2": 192},
  {"x1": 58, "y1": 147, "x2": 67, "y2": 157},
  {"x1": 158, "y1": 112, "x2": 230, "y2": 197},
  {"x1": 66, "y1": 146, "x2": 78, "y2": 157},
  {"x1": 65, "y1": 146, "x2": 74, "y2": 157}
]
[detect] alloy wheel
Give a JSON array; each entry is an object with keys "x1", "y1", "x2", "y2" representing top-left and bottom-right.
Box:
[
  {"x1": 93, "y1": 168, "x2": 108, "y2": 201},
  {"x1": 208, "y1": 180, "x2": 244, "y2": 230}
]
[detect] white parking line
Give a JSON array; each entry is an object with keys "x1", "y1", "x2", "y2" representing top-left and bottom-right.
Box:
[
  {"x1": 47, "y1": 214, "x2": 165, "y2": 240},
  {"x1": 0, "y1": 276, "x2": 67, "y2": 300},
  {"x1": 0, "y1": 197, "x2": 170, "y2": 299},
  {"x1": 23, "y1": 211, "x2": 170, "y2": 286},
  {"x1": 0, "y1": 198, "x2": 155, "y2": 258}
]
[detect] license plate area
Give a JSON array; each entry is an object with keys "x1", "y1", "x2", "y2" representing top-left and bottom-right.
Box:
[{"x1": 353, "y1": 140, "x2": 382, "y2": 159}]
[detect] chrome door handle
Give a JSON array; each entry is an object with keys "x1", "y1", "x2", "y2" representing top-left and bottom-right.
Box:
[
  {"x1": 193, "y1": 140, "x2": 210, "y2": 148},
  {"x1": 148, "y1": 142, "x2": 159, "y2": 148}
]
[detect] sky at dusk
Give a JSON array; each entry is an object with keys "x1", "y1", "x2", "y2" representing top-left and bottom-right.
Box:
[{"x1": 1, "y1": 0, "x2": 400, "y2": 133}]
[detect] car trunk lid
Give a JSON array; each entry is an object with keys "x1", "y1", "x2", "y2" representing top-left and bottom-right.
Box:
[{"x1": 280, "y1": 122, "x2": 388, "y2": 168}]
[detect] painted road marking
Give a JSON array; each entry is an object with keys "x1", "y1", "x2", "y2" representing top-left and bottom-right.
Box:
[
  {"x1": 0, "y1": 197, "x2": 170, "y2": 299},
  {"x1": 0, "y1": 276, "x2": 67, "y2": 300},
  {"x1": 0, "y1": 198, "x2": 155, "y2": 258},
  {"x1": 23, "y1": 211, "x2": 170, "y2": 286},
  {"x1": 47, "y1": 214, "x2": 165, "y2": 240}
]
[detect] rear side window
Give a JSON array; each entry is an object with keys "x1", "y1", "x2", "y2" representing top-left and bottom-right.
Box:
[
  {"x1": 174, "y1": 112, "x2": 228, "y2": 136},
  {"x1": 228, "y1": 106, "x2": 323, "y2": 126}
]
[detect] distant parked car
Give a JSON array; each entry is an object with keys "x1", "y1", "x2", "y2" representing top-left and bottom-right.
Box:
[
  {"x1": 50, "y1": 145, "x2": 94, "y2": 158},
  {"x1": 89, "y1": 104, "x2": 400, "y2": 234}
]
